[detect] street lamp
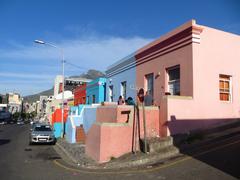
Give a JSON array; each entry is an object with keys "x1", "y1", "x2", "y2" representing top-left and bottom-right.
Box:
[{"x1": 35, "y1": 39, "x2": 65, "y2": 138}]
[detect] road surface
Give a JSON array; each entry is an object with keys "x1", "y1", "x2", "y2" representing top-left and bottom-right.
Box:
[{"x1": 0, "y1": 123, "x2": 239, "y2": 180}]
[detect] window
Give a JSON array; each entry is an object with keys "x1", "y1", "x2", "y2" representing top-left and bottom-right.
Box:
[
  {"x1": 219, "y1": 74, "x2": 231, "y2": 101},
  {"x1": 145, "y1": 73, "x2": 154, "y2": 97},
  {"x1": 121, "y1": 81, "x2": 127, "y2": 99},
  {"x1": 87, "y1": 96, "x2": 89, "y2": 104},
  {"x1": 103, "y1": 83, "x2": 106, "y2": 101},
  {"x1": 72, "y1": 110, "x2": 76, "y2": 115},
  {"x1": 82, "y1": 97, "x2": 86, "y2": 104},
  {"x1": 167, "y1": 66, "x2": 180, "y2": 95},
  {"x1": 109, "y1": 85, "x2": 113, "y2": 102},
  {"x1": 92, "y1": 95, "x2": 96, "y2": 104}
]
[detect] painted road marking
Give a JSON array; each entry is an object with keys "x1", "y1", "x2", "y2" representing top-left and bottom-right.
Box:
[{"x1": 53, "y1": 138, "x2": 240, "y2": 175}]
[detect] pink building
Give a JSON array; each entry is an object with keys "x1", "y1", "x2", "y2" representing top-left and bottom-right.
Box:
[
  {"x1": 86, "y1": 19, "x2": 240, "y2": 163},
  {"x1": 106, "y1": 19, "x2": 240, "y2": 136}
]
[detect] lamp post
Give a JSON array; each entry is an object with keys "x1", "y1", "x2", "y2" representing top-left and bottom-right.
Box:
[{"x1": 34, "y1": 39, "x2": 65, "y2": 138}]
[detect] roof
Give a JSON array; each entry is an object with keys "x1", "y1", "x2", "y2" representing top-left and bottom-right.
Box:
[
  {"x1": 105, "y1": 19, "x2": 202, "y2": 77},
  {"x1": 55, "y1": 91, "x2": 73, "y2": 100},
  {"x1": 105, "y1": 54, "x2": 136, "y2": 77},
  {"x1": 65, "y1": 77, "x2": 92, "y2": 83}
]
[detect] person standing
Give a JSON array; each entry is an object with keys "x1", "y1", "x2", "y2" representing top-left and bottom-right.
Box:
[
  {"x1": 144, "y1": 91, "x2": 153, "y2": 106},
  {"x1": 137, "y1": 88, "x2": 145, "y2": 104},
  {"x1": 117, "y1": 95, "x2": 125, "y2": 105}
]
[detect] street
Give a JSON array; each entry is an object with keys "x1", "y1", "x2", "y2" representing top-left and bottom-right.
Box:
[{"x1": 0, "y1": 123, "x2": 239, "y2": 180}]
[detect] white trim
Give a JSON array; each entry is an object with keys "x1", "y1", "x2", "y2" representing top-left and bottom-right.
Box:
[
  {"x1": 219, "y1": 75, "x2": 232, "y2": 103},
  {"x1": 70, "y1": 116, "x2": 76, "y2": 129},
  {"x1": 167, "y1": 66, "x2": 180, "y2": 95},
  {"x1": 120, "y1": 81, "x2": 127, "y2": 99}
]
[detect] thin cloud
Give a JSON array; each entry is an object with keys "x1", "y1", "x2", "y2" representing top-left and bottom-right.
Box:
[
  {"x1": 0, "y1": 79, "x2": 53, "y2": 84},
  {"x1": 0, "y1": 72, "x2": 54, "y2": 80},
  {"x1": 0, "y1": 35, "x2": 152, "y2": 71},
  {"x1": 0, "y1": 35, "x2": 152, "y2": 95}
]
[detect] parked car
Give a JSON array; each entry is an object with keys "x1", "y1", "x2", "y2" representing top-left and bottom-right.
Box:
[
  {"x1": 17, "y1": 119, "x2": 24, "y2": 125},
  {"x1": 0, "y1": 121, "x2": 7, "y2": 125},
  {"x1": 29, "y1": 124, "x2": 56, "y2": 145},
  {"x1": 0, "y1": 111, "x2": 11, "y2": 124}
]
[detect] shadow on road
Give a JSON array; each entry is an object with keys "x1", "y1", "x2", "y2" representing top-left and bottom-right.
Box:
[
  {"x1": 173, "y1": 133, "x2": 240, "y2": 179},
  {"x1": 0, "y1": 139, "x2": 10, "y2": 145}
]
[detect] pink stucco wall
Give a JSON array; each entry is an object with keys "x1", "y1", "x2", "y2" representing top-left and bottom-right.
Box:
[
  {"x1": 86, "y1": 20, "x2": 240, "y2": 163},
  {"x1": 135, "y1": 20, "x2": 240, "y2": 136},
  {"x1": 166, "y1": 24, "x2": 240, "y2": 135},
  {"x1": 96, "y1": 105, "x2": 133, "y2": 123},
  {"x1": 192, "y1": 25, "x2": 240, "y2": 118},
  {"x1": 135, "y1": 20, "x2": 197, "y2": 106},
  {"x1": 85, "y1": 105, "x2": 160, "y2": 163}
]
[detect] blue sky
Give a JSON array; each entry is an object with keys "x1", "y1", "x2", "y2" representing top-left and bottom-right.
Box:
[{"x1": 0, "y1": 0, "x2": 239, "y2": 96}]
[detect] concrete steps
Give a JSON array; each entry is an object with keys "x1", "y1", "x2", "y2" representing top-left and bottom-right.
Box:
[
  {"x1": 147, "y1": 136, "x2": 174, "y2": 153},
  {"x1": 103, "y1": 145, "x2": 180, "y2": 169},
  {"x1": 135, "y1": 136, "x2": 180, "y2": 166},
  {"x1": 128, "y1": 145, "x2": 180, "y2": 167}
]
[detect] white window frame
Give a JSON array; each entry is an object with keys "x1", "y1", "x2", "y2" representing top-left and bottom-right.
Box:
[
  {"x1": 145, "y1": 73, "x2": 154, "y2": 98},
  {"x1": 87, "y1": 96, "x2": 89, "y2": 104},
  {"x1": 109, "y1": 85, "x2": 113, "y2": 102},
  {"x1": 121, "y1": 81, "x2": 127, "y2": 99},
  {"x1": 219, "y1": 75, "x2": 232, "y2": 102},
  {"x1": 167, "y1": 66, "x2": 180, "y2": 95}
]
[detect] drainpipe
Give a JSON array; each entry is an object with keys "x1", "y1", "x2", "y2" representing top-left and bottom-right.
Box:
[{"x1": 142, "y1": 102, "x2": 148, "y2": 153}]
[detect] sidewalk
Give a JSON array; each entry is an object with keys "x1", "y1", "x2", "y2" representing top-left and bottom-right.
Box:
[
  {"x1": 54, "y1": 138, "x2": 181, "y2": 170},
  {"x1": 54, "y1": 120, "x2": 240, "y2": 170}
]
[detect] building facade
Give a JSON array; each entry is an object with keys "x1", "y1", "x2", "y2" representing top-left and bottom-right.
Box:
[
  {"x1": 106, "y1": 19, "x2": 240, "y2": 136},
  {"x1": 86, "y1": 78, "x2": 106, "y2": 104},
  {"x1": 74, "y1": 83, "x2": 87, "y2": 105},
  {"x1": 106, "y1": 55, "x2": 136, "y2": 103},
  {"x1": 54, "y1": 75, "x2": 63, "y2": 98},
  {"x1": 6, "y1": 93, "x2": 22, "y2": 114}
]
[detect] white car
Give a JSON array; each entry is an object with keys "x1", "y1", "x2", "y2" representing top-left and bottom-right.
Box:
[
  {"x1": 0, "y1": 121, "x2": 6, "y2": 125},
  {"x1": 29, "y1": 124, "x2": 56, "y2": 145},
  {"x1": 17, "y1": 119, "x2": 24, "y2": 125}
]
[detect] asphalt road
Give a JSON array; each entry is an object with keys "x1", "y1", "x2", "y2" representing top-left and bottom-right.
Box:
[{"x1": 0, "y1": 123, "x2": 239, "y2": 180}]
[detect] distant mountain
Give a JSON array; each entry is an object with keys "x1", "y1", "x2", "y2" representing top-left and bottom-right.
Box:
[
  {"x1": 24, "y1": 69, "x2": 105, "y2": 103},
  {"x1": 23, "y1": 88, "x2": 54, "y2": 103},
  {"x1": 69, "y1": 69, "x2": 105, "y2": 79}
]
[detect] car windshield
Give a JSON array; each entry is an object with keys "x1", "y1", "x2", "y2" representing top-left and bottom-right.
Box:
[{"x1": 34, "y1": 126, "x2": 52, "y2": 131}]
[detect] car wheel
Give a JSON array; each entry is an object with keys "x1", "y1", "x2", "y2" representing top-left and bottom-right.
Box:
[{"x1": 51, "y1": 139, "x2": 56, "y2": 145}]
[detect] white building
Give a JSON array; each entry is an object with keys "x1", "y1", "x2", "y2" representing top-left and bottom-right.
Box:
[
  {"x1": 7, "y1": 93, "x2": 22, "y2": 114},
  {"x1": 54, "y1": 75, "x2": 64, "y2": 98}
]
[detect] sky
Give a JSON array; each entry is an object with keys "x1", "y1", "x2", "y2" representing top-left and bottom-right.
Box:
[{"x1": 0, "y1": 0, "x2": 239, "y2": 96}]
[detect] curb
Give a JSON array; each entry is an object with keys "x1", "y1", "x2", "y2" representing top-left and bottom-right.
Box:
[
  {"x1": 54, "y1": 142, "x2": 78, "y2": 164},
  {"x1": 53, "y1": 122, "x2": 240, "y2": 171},
  {"x1": 53, "y1": 137, "x2": 240, "y2": 174},
  {"x1": 54, "y1": 140, "x2": 181, "y2": 170}
]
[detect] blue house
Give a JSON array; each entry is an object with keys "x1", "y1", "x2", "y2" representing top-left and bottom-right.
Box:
[
  {"x1": 65, "y1": 105, "x2": 85, "y2": 143},
  {"x1": 86, "y1": 78, "x2": 106, "y2": 104},
  {"x1": 65, "y1": 104, "x2": 100, "y2": 143}
]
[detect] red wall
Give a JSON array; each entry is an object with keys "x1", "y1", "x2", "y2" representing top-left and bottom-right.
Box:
[
  {"x1": 74, "y1": 84, "x2": 86, "y2": 105},
  {"x1": 51, "y1": 109, "x2": 68, "y2": 124}
]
